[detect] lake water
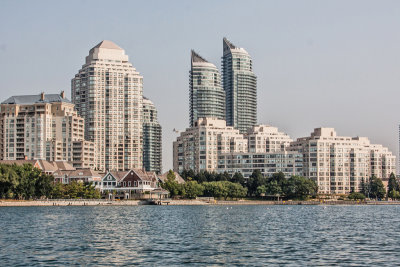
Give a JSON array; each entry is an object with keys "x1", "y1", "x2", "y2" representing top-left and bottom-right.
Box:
[{"x1": 1, "y1": 205, "x2": 400, "y2": 266}]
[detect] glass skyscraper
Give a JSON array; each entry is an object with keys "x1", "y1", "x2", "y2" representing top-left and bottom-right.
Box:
[
  {"x1": 142, "y1": 97, "x2": 162, "y2": 174},
  {"x1": 190, "y1": 50, "x2": 225, "y2": 127},
  {"x1": 222, "y1": 38, "x2": 257, "y2": 133}
]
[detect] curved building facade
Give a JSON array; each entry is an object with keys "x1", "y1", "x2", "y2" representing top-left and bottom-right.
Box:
[
  {"x1": 190, "y1": 50, "x2": 225, "y2": 127},
  {"x1": 222, "y1": 38, "x2": 257, "y2": 133}
]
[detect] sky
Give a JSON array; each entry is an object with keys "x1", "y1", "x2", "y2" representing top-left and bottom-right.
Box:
[{"x1": 0, "y1": 0, "x2": 399, "y2": 171}]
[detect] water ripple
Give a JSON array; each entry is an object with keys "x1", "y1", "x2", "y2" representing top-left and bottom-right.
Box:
[{"x1": 1, "y1": 205, "x2": 400, "y2": 266}]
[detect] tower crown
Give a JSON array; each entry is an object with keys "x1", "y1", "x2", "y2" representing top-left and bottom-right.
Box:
[{"x1": 86, "y1": 40, "x2": 128, "y2": 64}]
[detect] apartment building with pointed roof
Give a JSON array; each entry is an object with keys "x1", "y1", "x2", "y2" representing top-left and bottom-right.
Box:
[
  {"x1": 222, "y1": 38, "x2": 257, "y2": 133},
  {"x1": 190, "y1": 50, "x2": 225, "y2": 127}
]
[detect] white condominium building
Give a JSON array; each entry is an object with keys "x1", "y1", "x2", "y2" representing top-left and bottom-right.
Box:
[
  {"x1": 246, "y1": 125, "x2": 293, "y2": 153},
  {"x1": 288, "y1": 128, "x2": 396, "y2": 195},
  {"x1": 217, "y1": 151, "x2": 303, "y2": 178},
  {"x1": 0, "y1": 92, "x2": 95, "y2": 168},
  {"x1": 173, "y1": 117, "x2": 248, "y2": 173},
  {"x1": 72, "y1": 40, "x2": 143, "y2": 171},
  {"x1": 173, "y1": 118, "x2": 296, "y2": 176}
]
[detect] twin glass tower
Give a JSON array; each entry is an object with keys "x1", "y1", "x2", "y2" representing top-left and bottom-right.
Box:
[{"x1": 190, "y1": 38, "x2": 257, "y2": 133}]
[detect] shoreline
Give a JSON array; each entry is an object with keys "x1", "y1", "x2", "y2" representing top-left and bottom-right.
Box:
[{"x1": 2, "y1": 199, "x2": 400, "y2": 207}]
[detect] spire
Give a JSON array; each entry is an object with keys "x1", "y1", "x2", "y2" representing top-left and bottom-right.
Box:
[
  {"x1": 191, "y1": 50, "x2": 208, "y2": 63},
  {"x1": 223, "y1": 37, "x2": 236, "y2": 51}
]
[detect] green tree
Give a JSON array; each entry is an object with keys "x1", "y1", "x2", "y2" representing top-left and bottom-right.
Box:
[
  {"x1": 66, "y1": 181, "x2": 82, "y2": 199},
  {"x1": 388, "y1": 173, "x2": 398, "y2": 194},
  {"x1": 256, "y1": 185, "x2": 267, "y2": 197},
  {"x1": 196, "y1": 171, "x2": 207, "y2": 183},
  {"x1": 183, "y1": 180, "x2": 204, "y2": 199},
  {"x1": 52, "y1": 182, "x2": 65, "y2": 199},
  {"x1": 265, "y1": 180, "x2": 282, "y2": 196},
  {"x1": 231, "y1": 172, "x2": 245, "y2": 185},
  {"x1": 369, "y1": 176, "x2": 386, "y2": 200},
  {"x1": 0, "y1": 165, "x2": 18, "y2": 199},
  {"x1": 181, "y1": 169, "x2": 196, "y2": 181},
  {"x1": 0, "y1": 163, "x2": 56, "y2": 200},
  {"x1": 227, "y1": 182, "x2": 247, "y2": 199},
  {"x1": 161, "y1": 170, "x2": 182, "y2": 198},
  {"x1": 205, "y1": 171, "x2": 216, "y2": 182},
  {"x1": 388, "y1": 190, "x2": 400, "y2": 200},
  {"x1": 216, "y1": 172, "x2": 230, "y2": 182},
  {"x1": 348, "y1": 192, "x2": 366, "y2": 200},
  {"x1": 269, "y1": 172, "x2": 286, "y2": 188},
  {"x1": 203, "y1": 181, "x2": 228, "y2": 199},
  {"x1": 360, "y1": 177, "x2": 367, "y2": 196},
  {"x1": 284, "y1": 176, "x2": 318, "y2": 200},
  {"x1": 35, "y1": 173, "x2": 54, "y2": 199},
  {"x1": 247, "y1": 170, "x2": 267, "y2": 196}
]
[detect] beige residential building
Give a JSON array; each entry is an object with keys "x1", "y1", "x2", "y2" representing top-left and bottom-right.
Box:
[
  {"x1": 288, "y1": 128, "x2": 396, "y2": 195},
  {"x1": 0, "y1": 92, "x2": 95, "y2": 168},
  {"x1": 217, "y1": 151, "x2": 303, "y2": 178},
  {"x1": 71, "y1": 140, "x2": 96, "y2": 169},
  {"x1": 173, "y1": 117, "x2": 248, "y2": 173},
  {"x1": 173, "y1": 118, "x2": 297, "y2": 175},
  {"x1": 246, "y1": 125, "x2": 293, "y2": 153},
  {"x1": 71, "y1": 40, "x2": 143, "y2": 171}
]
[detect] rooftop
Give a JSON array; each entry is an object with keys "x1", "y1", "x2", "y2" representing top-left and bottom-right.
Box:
[
  {"x1": 93, "y1": 40, "x2": 123, "y2": 50},
  {"x1": 223, "y1": 37, "x2": 248, "y2": 54},
  {"x1": 191, "y1": 50, "x2": 208, "y2": 63},
  {"x1": 2, "y1": 93, "x2": 71, "y2": 105}
]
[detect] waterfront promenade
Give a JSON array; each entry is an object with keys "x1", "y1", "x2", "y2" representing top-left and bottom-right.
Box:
[{"x1": 2, "y1": 199, "x2": 400, "y2": 206}]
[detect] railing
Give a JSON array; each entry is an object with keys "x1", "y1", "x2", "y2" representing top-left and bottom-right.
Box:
[{"x1": 34, "y1": 199, "x2": 110, "y2": 202}]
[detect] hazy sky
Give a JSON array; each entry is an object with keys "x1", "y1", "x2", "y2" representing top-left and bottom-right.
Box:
[{"x1": 1, "y1": 0, "x2": 399, "y2": 171}]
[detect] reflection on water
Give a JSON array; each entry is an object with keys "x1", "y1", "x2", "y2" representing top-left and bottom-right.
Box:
[{"x1": 1, "y1": 205, "x2": 400, "y2": 266}]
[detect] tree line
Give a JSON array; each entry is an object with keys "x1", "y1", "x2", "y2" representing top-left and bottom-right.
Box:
[
  {"x1": 0, "y1": 163, "x2": 100, "y2": 199},
  {"x1": 163, "y1": 169, "x2": 318, "y2": 200},
  {"x1": 351, "y1": 173, "x2": 399, "y2": 200},
  {"x1": 169, "y1": 170, "x2": 400, "y2": 201}
]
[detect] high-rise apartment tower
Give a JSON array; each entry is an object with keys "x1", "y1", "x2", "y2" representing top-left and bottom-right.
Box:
[
  {"x1": 72, "y1": 40, "x2": 143, "y2": 171},
  {"x1": 222, "y1": 38, "x2": 257, "y2": 133},
  {"x1": 189, "y1": 50, "x2": 225, "y2": 127},
  {"x1": 142, "y1": 97, "x2": 162, "y2": 174}
]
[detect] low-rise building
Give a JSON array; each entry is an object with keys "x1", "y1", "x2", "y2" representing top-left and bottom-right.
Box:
[
  {"x1": 99, "y1": 169, "x2": 160, "y2": 199},
  {"x1": 0, "y1": 159, "x2": 75, "y2": 175},
  {"x1": 53, "y1": 168, "x2": 102, "y2": 184}
]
